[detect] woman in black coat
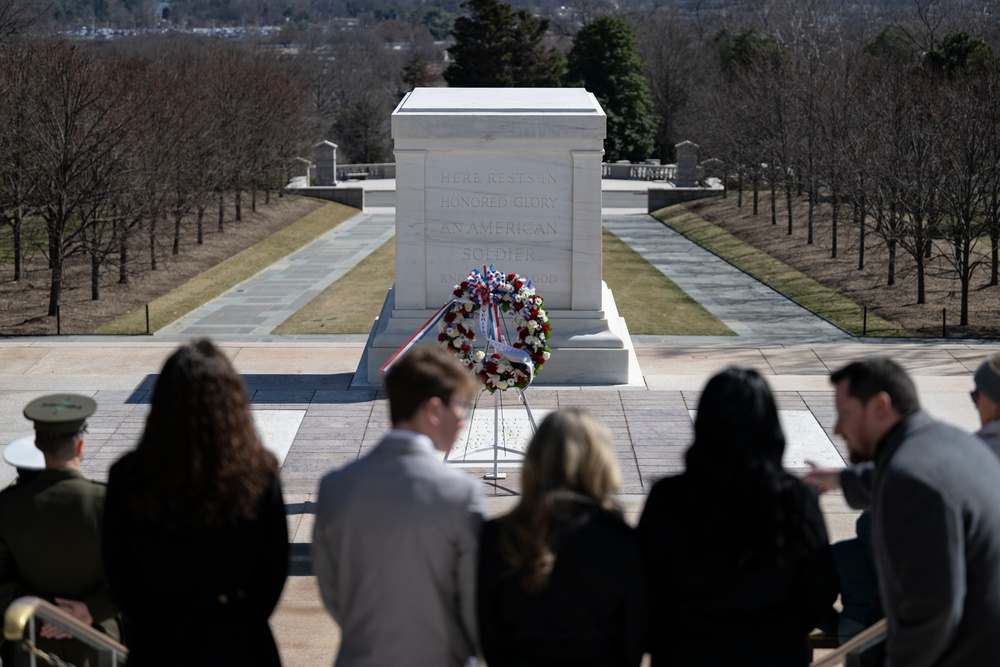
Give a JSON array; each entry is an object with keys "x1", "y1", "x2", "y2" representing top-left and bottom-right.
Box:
[
  {"x1": 102, "y1": 340, "x2": 289, "y2": 666},
  {"x1": 477, "y1": 408, "x2": 645, "y2": 667},
  {"x1": 638, "y1": 367, "x2": 837, "y2": 667}
]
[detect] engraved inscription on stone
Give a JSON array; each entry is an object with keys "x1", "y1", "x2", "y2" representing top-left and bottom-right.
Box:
[{"x1": 424, "y1": 153, "x2": 572, "y2": 306}]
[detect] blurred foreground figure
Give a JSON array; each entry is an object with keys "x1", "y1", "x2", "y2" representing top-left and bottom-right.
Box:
[
  {"x1": 971, "y1": 352, "x2": 1000, "y2": 455},
  {"x1": 639, "y1": 367, "x2": 836, "y2": 666},
  {"x1": 477, "y1": 408, "x2": 645, "y2": 667},
  {"x1": 312, "y1": 345, "x2": 487, "y2": 667},
  {"x1": 103, "y1": 340, "x2": 288, "y2": 666}
]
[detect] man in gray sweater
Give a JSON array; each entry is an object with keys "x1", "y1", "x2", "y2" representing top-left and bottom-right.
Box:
[{"x1": 830, "y1": 358, "x2": 1000, "y2": 667}]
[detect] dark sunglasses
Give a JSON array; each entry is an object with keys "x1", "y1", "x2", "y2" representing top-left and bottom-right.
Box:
[{"x1": 971, "y1": 389, "x2": 980, "y2": 404}]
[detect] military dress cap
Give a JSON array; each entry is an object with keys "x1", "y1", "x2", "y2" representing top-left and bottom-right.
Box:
[
  {"x1": 23, "y1": 394, "x2": 96, "y2": 436},
  {"x1": 3, "y1": 434, "x2": 45, "y2": 471}
]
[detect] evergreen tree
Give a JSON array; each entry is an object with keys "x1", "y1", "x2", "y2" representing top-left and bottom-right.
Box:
[
  {"x1": 444, "y1": 0, "x2": 562, "y2": 87},
  {"x1": 402, "y1": 53, "x2": 435, "y2": 90},
  {"x1": 566, "y1": 16, "x2": 656, "y2": 162}
]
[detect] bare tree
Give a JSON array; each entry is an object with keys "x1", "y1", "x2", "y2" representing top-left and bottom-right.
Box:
[
  {"x1": 0, "y1": 44, "x2": 37, "y2": 281},
  {"x1": 637, "y1": 7, "x2": 711, "y2": 162},
  {"x1": 0, "y1": 0, "x2": 44, "y2": 44},
  {"x1": 935, "y1": 67, "x2": 1000, "y2": 326},
  {"x1": 17, "y1": 44, "x2": 135, "y2": 316}
]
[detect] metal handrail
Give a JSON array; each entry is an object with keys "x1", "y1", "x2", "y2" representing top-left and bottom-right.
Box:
[
  {"x1": 4, "y1": 596, "x2": 128, "y2": 665},
  {"x1": 810, "y1": 618, "x2": 888, "y2": 667}
]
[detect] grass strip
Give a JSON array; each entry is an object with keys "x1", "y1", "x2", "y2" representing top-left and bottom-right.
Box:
[
  {"x1": 96, "y1": 200, "x2": 358, "y2": 334},
  {"x1": 275, "y1": 228, "x2": 735, "y2": 336},
  {"x1": 652, "y1": 205, "x2": 904, "y2": 336}
]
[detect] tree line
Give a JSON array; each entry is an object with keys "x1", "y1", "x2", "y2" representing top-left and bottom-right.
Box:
[
  {"x1": 694, "y1": 17, "x2": 1000, "y2": 327},
  {"x1": 0, "y1": 40, "x2": 309, "y2": 317}
]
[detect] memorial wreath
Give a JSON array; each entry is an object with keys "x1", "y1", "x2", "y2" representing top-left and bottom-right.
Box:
[{"x1": 437, "y1": 267, "x2": 551, "y2": 393}]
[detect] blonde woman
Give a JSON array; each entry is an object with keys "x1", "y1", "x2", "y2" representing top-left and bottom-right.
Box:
[{"x1": 477, "y1": 408, "x2": 644, "y2": 667}]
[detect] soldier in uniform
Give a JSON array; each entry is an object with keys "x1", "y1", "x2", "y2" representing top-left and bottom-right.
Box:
[{"x1": 0, "y1": 394, "x2": 120, "y2": 666}]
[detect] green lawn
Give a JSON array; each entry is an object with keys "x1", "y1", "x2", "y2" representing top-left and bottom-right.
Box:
[
  {"x1": 652, "y1": 205, "x2": 904, "y2": 336},
  {"x1": 274, "y1": 228, "x2": 735, "y2": 336},
  {"x1": 97, "y1": 200, "x2": 359, "y2": 334}
]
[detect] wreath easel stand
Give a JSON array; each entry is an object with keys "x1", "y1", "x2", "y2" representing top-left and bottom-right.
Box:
[{"x1": 447, "y1": 343, "x2": 539, "y2": 481}]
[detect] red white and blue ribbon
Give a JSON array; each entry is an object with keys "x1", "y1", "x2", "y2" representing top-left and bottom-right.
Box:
[{"x1": 379, "y1": 299, "x2": 455, "y2": 374}]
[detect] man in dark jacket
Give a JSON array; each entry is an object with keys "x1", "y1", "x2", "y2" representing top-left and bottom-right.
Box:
[{"x1": 831, "y1": 358, "x2": 1000, "y2": 667}]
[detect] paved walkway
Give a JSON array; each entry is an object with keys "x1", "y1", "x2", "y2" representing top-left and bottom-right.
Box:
[
  {"x1": 603, "y1": 213, "x2": 849, "y2": 341},
  {"x1": 155, "y1": 211, "x2": 394, "y2": 338}
]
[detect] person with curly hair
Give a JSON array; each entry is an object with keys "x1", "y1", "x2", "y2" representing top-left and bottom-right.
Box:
[
  {"x1": 638, "y1": 367, "x2": 837, "y2": 666},
  {"x1": 102, "y1": 340, "x2": 288, "y2": 666},
  {"x1": 477, "y1": 408, "x2": 645, "y2": 667}
]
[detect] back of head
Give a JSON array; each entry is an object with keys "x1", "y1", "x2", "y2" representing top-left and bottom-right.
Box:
[
  {"x1": 686, "y1": 367, "x2": 785, "y2": 480},
  {"x1": 521, "y1": 408, "x2": 621, "y2": 502},
  {"x1": 683, "y1": 368, "x2": 823, "y2": 563},
  {"x1": 829, "y1": 358, "x2": 920, "y2": 417},
  {"x1": 34, "y1": 432, "x2": 80, "y2": 465},
  {"x1": 974, "y1": 353, "x2": 1000, "y2": 407},
  {"x1": 503, "y1": 408, "x2": 621, "y2": 592},
  {"x1": 23, "y1": 393, "x2": 96, "y2": 466},
  {"x1": 385, "y1": 345, "x2": 476, "y2": 425},
  {"x1": 129, "y1": 339, "x2": 275, "y2": 527}
]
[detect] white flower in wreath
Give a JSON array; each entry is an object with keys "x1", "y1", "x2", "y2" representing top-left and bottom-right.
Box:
[
  {"x1": 542, "y1": 351, "x2": 551, "y2": 360},
  {"x1": 473, "y1": 350, "x2": 486, "y2": 362},
  {"x1": 527, "y1": 320, "x2": 539, "y2": 331},
  {"x1": 452, "y1": 338, "x2": 464, "y2": 348},
  {"x1": 496, "y1": 380, "x2": 509, "y2": 390},
  {"x1": 537, "y1": 309, "x2": 547, "y2": 319}
]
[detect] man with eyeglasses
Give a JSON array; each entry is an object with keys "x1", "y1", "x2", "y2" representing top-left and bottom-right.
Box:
[
  {"x1": 313, "y1": 344, "x2": 487, "y2": 667},
  {"x1": 0, "y1": 394, "x2": 120, "y2": 667}
]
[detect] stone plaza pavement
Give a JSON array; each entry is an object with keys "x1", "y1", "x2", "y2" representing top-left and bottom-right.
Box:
[{"x1": 1, "y1": 196, "x2": 998, "y2": 662}]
